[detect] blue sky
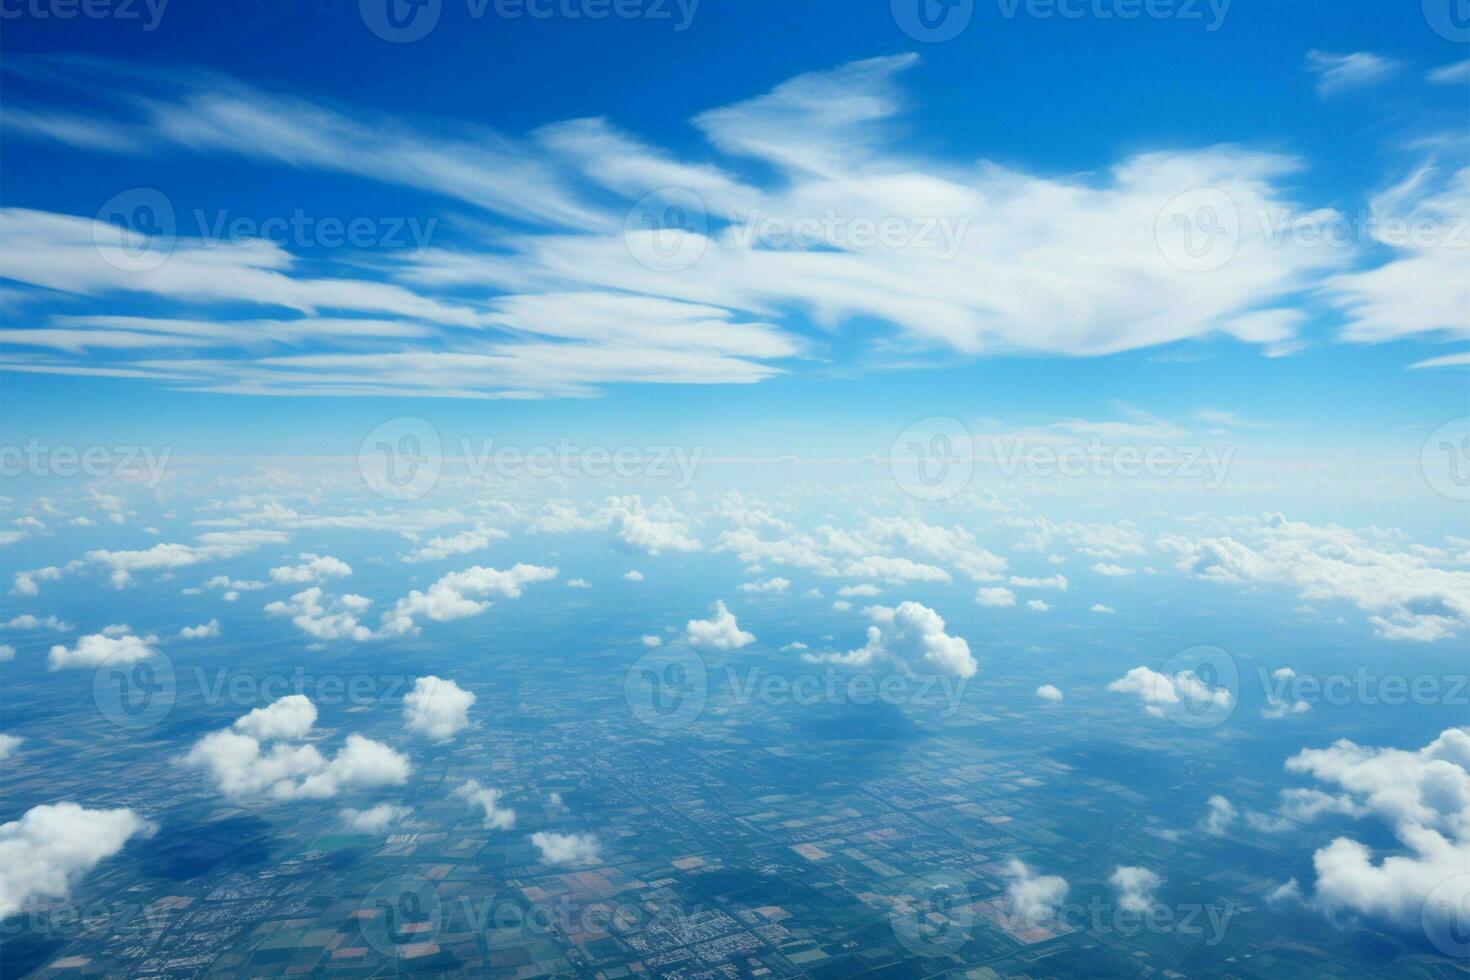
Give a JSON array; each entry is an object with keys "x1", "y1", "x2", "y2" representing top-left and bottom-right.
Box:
[{"x1": 0, "y1": 0, "x2": 1466, "y2": 478}]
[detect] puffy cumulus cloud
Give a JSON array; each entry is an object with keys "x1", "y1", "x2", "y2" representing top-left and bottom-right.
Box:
[
  {"x1": 1110, "y1": 866, "x2": 1163, "y2": 912},
  {"x1": 380, "y1": 563, "x2": 558, "y2": 636},
  {"x1": 611, "y1": 501, "x2": 702, "y2": 556},
  {"x1": 403, "y1": 676, "x2": 476, "y2": 740},
  {"x1": 1003, "y1": 859, "x2": 1070, "y2": 927},
  {"x1": 265, "y1": 588, "x2": 375, "y2": 642},
  {"x1": 455, "y1": 779, "x2": 516, "y2": 830},
  {"x1": 1025, "y1": 599, "x2": 1051, "y2": 613},
  {"x1": 976, "y1": 587, "x2": 1017, "y2": 607},
  {"x1": 0, "y1": 803, "x2": 154, "y2": 918},
  {"x1": 1263, "y1": 728, "x2": 1470, "y2": 936},
  {"x1": 48, "y1": 628, "x2": 157, "y2": 671},
  {"x1": 1158, "y1": 515, "x2": 1470, "y2": 641},
  {"x1": 805, "y1": 601, "x2": 975, "y2": 678},
  {"x1": 233, "y1": 694, "x2": 317, "y2": 740},
  {"x1": 1107, "y1": 666, "x2": 1233, "y2": 718},
  {"x1": 268, "y1": 553, "x2": 353, "y2": 584},
  {"x1": 683, "y1": 600, "x2": 755, "y2": 650},
  {"x1": 1036, "y1": 684, "x2": 1063, "y2": 702},
  {"x1": 341, "y1": 803, "x2": 412, "y2": 833},
  {"x1": 1200, "y1": 795, "x2": 1237, "y2": 836},
  {"x1": 0, "y1": 733, "x2": 21, "y2": 760},
  {"x1": 403, "y1": 524, "x2": 508, "y2": 563},
  {"x1": 182, "y1": 696, "x2": 409, "y2": 802},
  {"x1": 0, "y1": 645, "x2": 14, "y2": 663},
  {"x1": 531, "y1": 831, "x2": 600, "y2": 865},
  {"x1": 1092, "y1": 563, "x2": 1135, "y2": 577},
  {"x1": 178, "y1": 619, "x2": 220, "y2": 640},
  {"x1": 622, "y1": 570, "x2": 645, "y2": 582}
]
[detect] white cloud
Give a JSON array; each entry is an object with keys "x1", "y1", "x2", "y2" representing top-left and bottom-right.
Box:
[
  {"x1": 380, "y1": 563, "x2": 558, "y2": 636},
  {"x1": 1200, "y1": 795, "x2": 1237, "y2": 836},
  {"x1": 87, "y1": 530, "x2": 287, "y2": 576},
  {"x1": 838, "y1": 583, "x2": 881, "y2": 598},
  {"x1": 1025, "y1": 599, "x2": 1050, "y2": 612},
  {"x1": 1274, "y1": 727, "x2": 1470, "y2": 936},
  {"x1": 403, "y1": 524, "x2": 509, "y2": 563},
  {"x1": 0, "y1": 645, "x2": 13, "y2": 663},
  {"x1": 6, "y1": 613, "x2": 72, "y2": 631},
  {"x1": 1010, "y1": 574, "x2": 1068, "y2": 591},
  {"x1": 341, "y1": 804, "x2": 412, "y2": 833},
  {"x1": 804, "y1": 601, "x2": 975, "y2": 678},
  {"x1": 179, "y1": 619, "x2": 220, "y2": 639},
  {"x1": 1003, "y1": 859, "x2": 1069, "y2": 927},
  {"x1": 683, "y1": 600, "x2": 755, "y2": 649},
  {"x1": 1108, "y1": 666, "x2": 1234, "y2": 718},
  {"x1": 1090, "y1": 604, "x2": 1116, "y2": 614},
  {"x1": 1110, "y1": 866, "x2": 1163, "y2": 912},
  {"x1": 1, "y1": 56, "x2": 1356, "y2": 398},
  {"x1": 183, "y1": 696, "x2": 409, "y2": 801},
  {"x1": 640, "y1": 634, "x2": 662, "y2": 647},
  {"x1": 233, "y1": 694, "x2": 317, "y2": 741},
  {"x1": 0, "y1": 734, "x2": 21, "y2": 760},
  {"x1": 0, "y1": 803, "x2": 154, "y2": 918},
  {"x1": 738, "y1": 577, "x2": 790, "y2": 593},
  {"x1": 1305, "y1": 50, "x2": 1399, "y2": 96},
  {"x1": 1428, "y1": 60, "x2": 1470, "y2": 85},
  {"x1": 566, "y1": 578, "x2": 591, "y2": 588},
  {"x1": 975, "y1": 587, "x2": 1017, "y2": 607},
  {"x1": 403, "y1": 676, "x2": 476, "y2": 741},
  {"x1": 265, "y1": 588, "x2": 375, "y2": 642},
  {"x1": 455, "y1": 779, "x2": 516, "y2": 830},
  {"x1": 48, "y1": 629, "x2": 156, "y2": 671},
  {"x1": 1158, "y1": 515, "x2": 1470, "y2": 641},
  {"x1": 1036, "y1": 684, "x2": 1063, "y2": 702},
  {"x1": 622, "y1": 570, "x2": 645, "y2": 582},
  {"x1": 268, "y1": 553, "x2": 352, "y2": 584},
  {"x1": 1092, "y1": 563, "x2": 1134, "y2": 577},
  {"x1": 531, "y1": 831, "x2": 600, "y2": 865}
]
